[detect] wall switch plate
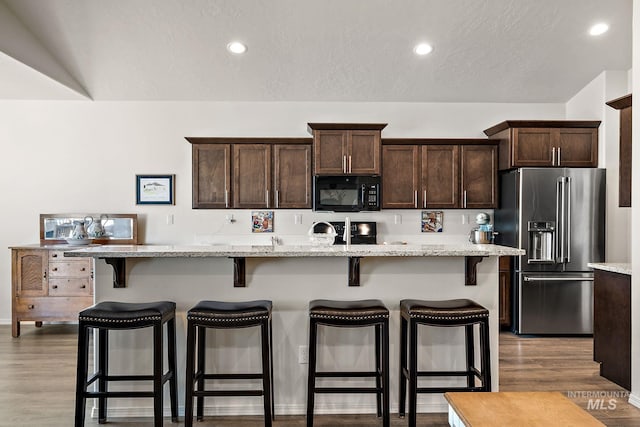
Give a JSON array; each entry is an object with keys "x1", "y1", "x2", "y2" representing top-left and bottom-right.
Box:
[
  {"x1": 166, "y1": 214, "x2": 174, "y2": 225},
  {"x1": 298, "y1": 345, "x2": 309, "y2": 364},
  {"x1": 294, "y1": 214, "x2": 302, "y2": 225},
  {"x1": 394, "y1": 214, "x2": 402, "y2": 224}
]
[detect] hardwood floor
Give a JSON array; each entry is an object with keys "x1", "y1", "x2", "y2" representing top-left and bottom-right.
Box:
[{"x1": 1, "y1": 324, "x2": 639, "y2": 426}]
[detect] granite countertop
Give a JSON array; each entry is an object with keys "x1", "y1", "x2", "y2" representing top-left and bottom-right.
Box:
[
  {"x1": 587, "y1": 262, "x2": 631, "y2": 276},
  {"x1": 61, "y1": 243, "x2": 524, "y2": 258}
]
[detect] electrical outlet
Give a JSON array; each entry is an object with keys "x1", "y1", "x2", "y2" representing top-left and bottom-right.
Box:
[
  {"x1": 394, "y1": 214, "x2": 402, "y2": 225},
  {"x1": 298, "y1": 345, "x2": 309, "y2": 364},
  {"x1": 166, "y1": 214, "x2": 174, "y2": 225},
  {"x1": 294, "y1": 214, "x2": 302, "y2": 224}
]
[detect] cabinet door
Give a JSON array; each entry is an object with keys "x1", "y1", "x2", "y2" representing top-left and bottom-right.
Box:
[
  {"x1": 422, "y1": 145, "x2": 459, "y2": 209},
  {"x1": 13, "y1": 249, "x2": 48, "y2": 297},
  {"x1": 460, "y1": 145, "x2": 497, "y2": 208},
  {"x1": 382, "y1": 145, "x2": 419, "y2": 208},
  {"x1": 273, "y1": 144, "x2": 312, "y2": 208},
  {"x1": 512, "y1": 128, "x2": 554, "y2": 166},
  {"x1": 556, "y1": 128, "x2": 598, "y2": 167},
  {"x1": 499, "y1": 256, "x2": 511, "y2": 328},
  {"x1": 348, "y1": 130, "x2": 381, "y2": 174},
  {"x1": 233, "y1": 144, "x2": 272, "y2": 208},
  {"x1": 192, "y1": 144, "x2": 231, "y2": 208},
  {"x1": 314, "y1": 131, "x2": 347, "y2": 174}
]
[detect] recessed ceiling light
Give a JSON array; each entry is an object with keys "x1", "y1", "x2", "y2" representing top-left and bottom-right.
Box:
[
  {"x1": 413, "y1": 43, "x2": 433, "y2": 56},
  {"x1": 227, "y1": 42, "x2": 247, "y2": 54},
  {"x1": 589, "y1": 23, "x2": 609, "y2": 36}
]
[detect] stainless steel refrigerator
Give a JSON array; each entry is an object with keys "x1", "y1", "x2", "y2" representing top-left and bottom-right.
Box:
[{"x1": 495, "y1": 168, "x2": 605, "y2": 335}]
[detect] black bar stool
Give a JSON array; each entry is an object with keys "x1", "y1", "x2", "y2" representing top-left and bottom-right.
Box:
[
  {"x1": 74, "y1": 301, "x2": 178, "y2": 427},
  {"x1": 306, "y1": 299, "x2": 390, "y2": 427},
  {"x1": 184, "y1": 300, "x2": 274, "y2": 427},
  {"x1": 398, "y1": 299, "x2": 491, "y2": 427}
]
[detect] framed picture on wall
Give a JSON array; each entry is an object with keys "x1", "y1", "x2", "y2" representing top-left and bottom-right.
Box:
[{"x1": 136, "y1": 174, "x2": 175, "y2": 205}]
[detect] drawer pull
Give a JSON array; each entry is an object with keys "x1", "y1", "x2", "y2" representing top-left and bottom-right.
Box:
[
  {"x1": 81, "y1": 285, "x2": 86, "y2": 289},
  {"x1": 28, "y1": 305, "x2": 35, "y2": 310},
  {"x1": 81, "y1": 267, "x2": 86, "y2": 271},
  {"x1": 52, "y1": 285, "x2": 58, "y2": 289},
  {"x1": 52, "y1": 267, "x2": 58, "y2": 272},
  {"x1": 52, "y1": 253, "x2": 58, "y2": 258}
]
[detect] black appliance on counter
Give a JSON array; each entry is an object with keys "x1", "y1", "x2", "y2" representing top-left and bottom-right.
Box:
[
  {"x1": 313, "y1": 175, "x2": 381, "y2": 212},
  {"x1": 312, "y1": 221, "x2": 377, "y2": 245}
]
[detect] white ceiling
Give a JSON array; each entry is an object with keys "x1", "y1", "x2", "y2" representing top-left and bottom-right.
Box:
[{"x1": 0, "y1": 0, "x2": 633, "y2": 102}]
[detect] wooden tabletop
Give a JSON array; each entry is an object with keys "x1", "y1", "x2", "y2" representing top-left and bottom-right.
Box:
[{"x1": 445, "y1": 392, "x2": 605, "y2": 427}]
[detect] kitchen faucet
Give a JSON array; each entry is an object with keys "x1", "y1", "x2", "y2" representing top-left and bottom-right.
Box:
[{"x1": 343, "y1": 217, "x2": 351, "y2": 246}]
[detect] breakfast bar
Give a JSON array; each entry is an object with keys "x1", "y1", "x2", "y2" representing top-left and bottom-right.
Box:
[{"x1": 63, "y1": 243, "x2": 522, "y2": 418}]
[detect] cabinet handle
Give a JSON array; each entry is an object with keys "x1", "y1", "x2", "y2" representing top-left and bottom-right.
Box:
[
  {"x1": 266, "y1": 190, "x2": 270, "y2": 208},
  {"x1": 43, "y1": 271, "x2": 47, "y2": 279},
  {"x1": 224, "y1": 190, "x2": 229, "y2": 208},
  {"x1": 557, "y1": 147, "x2": 561, "y2": 166},
  {"x1": 52, "y1": 285, "x2": 58, "y2": 289},
  {"x1": 463, "y1": 190, "x2": 468, "y2": 208},
  {"x1": 552, "y1": 147, "x2": 556, "y2": 166},
  {"x1": 81, "y1": 267, "x2": 86, "y2": 271},
  {"x1": 423, "y1": 190, "x2": 427, "y2": 209},
  {"x1": 342, "y1": 155, "x2": 347, "y2": 173},
  {"x1": 28, "y1": 304, "x2": 35, "y2": 310},
  {"x1": 414, "y1": 190, "x2": 418, "y2": 208},
  {"x1": 52, "y1": 253, "x2": 58, "y2": 258},
  {"x1": 275, "y1": 190, "x2": 279, "y2": 208},
  {"x1": 81, "y1": 285, "x2": 86, "y2": 289},
  {"x1": 52, "y1": 267, "x2": 58, "y2": 272},
  {"x1": 348, "y1": 155, "x2": 352, "y2": 173}
]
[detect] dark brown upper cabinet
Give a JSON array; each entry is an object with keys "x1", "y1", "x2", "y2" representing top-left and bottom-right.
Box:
[
  {"x1": 273, "y1": 144, "x2": 312, "y2": 208},
  {"x1": 606, "y1": 94, "x2": 632, "y2": 207},
  {"x1": 382, "y1": 140, "x2": 497, "y2": 209},
  {"x1": 483, "y1": 121, "x2": 600, "y2": 170},
  {"x1": 187, "y1": 138, "x2": 312, "y2": 209},
  {"x1": 308, "y1": 123, "x2": 386, "y2": 175},
  {"x1": 233, "y1": 144, "x2": 272, "y2": 208}
]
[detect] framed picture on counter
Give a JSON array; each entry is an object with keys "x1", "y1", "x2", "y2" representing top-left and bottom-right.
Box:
[{"x1": 136, "y1": 174, "x2": 175, "y2": 205}]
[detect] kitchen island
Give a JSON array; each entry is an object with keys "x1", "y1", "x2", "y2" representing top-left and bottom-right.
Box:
[{"x1": 65, "y1": 243, "x2": 522, "y2": 419}]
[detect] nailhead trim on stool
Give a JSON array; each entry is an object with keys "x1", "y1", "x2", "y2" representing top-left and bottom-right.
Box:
[
  {"x1": 398, "y1": 299, "x2": 491, "y2": 427},
  {"x1": 184, "y1": 300, "x2": 274, "y2": 427},
  {"x1": 306, "y1": 299, "x2": 390, "y2": 427},
  {"x1": 74, "y1": 301, "x2": 178, "y2": 427}
]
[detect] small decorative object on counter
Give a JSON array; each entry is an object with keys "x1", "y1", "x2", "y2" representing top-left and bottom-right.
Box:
[
  {"x1": 422, "y1": 211, "x2": 443, "y2": 232},
  {"x1": 469, "y1": 212, "x2": 496, "y2": 244},
  {"x1": 86, "y1": 214, "x2": 107, "y2": 238},
  {"x1": 308, "y1": 221, "x2": 337, "y2": 246}
]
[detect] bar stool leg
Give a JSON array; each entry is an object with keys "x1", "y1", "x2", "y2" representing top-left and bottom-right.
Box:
[
  {"x1": 270, "y1": 317, "x2": 275, "y2": 421},
  {"x1": 306, "y1": 319, "x2": 318, "y2": 427},
  {"x1": 167, "y1": 317, "x2": 178, "y2": 422},
  {"x1": 398, "y1": 315, "x2": 407, "y2": 418},
  {"x1": 261, "y1": 319, "x2": 273, "y2": 427},
  {"x1": 196, "y1": 325, "x2": 206, "y2": 421},
  {"x1": 74, "y1": 324, "x2": 90, "y2": 427},
  {"x1": 98, "y1": 328, "x2": 108, "y2": 423},
  {"x1": 465, "y1": 324, "x2": 475, "y2": 388},
  {"x1": 481, "y1": 319, "x2": 492, "y2": 391},
  {"x1": 153, "y1": 321, "x2": 163, "y2": 427},
  {"x1": 184, "y1": 319, "x2": 196, "y2": 427},
  {"x1": 381, "y1": 319, "x2": 390, "y2": 427},
  {"x1": 408, "y1": 320, "x2": 418, "y2": 427},
  {"x1": 375, "y1": 323, "x2": 382, "y2": 417}
]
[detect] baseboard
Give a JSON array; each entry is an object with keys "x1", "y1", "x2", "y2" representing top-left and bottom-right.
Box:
[
  {"x1": 0, "y1": 319, "x2": 11, "y2": 325},
  {"x1": 628, "y1": 393, "x2": 640, "y2": 409},
  {"x1": 91, "y1": 401, "x2": 449, "y2": 418}
]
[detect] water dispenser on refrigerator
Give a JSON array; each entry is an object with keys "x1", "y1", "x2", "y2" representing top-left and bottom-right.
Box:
[{"x1": 528, "y1": 221, "x2": 555, "y2": 263}]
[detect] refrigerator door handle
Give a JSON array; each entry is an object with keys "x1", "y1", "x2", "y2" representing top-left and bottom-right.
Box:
[
  {"x1": 565, "y1": 177, "x2": 571, "y2": 263},
  {"x1": 523, "y1": 276, "x2": 594, "y2": 282},
  {"x1": 557, "y1": 176, "x2": 569, "y2": 264},
  {"x1": 555, "y1": 178, "x2": 562, "y2": 263}
]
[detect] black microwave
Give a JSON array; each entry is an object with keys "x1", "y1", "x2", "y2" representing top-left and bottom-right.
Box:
[{"x1": 313, "y1": 175, "x2": 381, "y2": 212}]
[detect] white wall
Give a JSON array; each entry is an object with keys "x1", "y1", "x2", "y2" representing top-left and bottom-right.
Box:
[
  {"x1": 0, "y1": 100, "x2": 566, "y2": 323},
  {"x1": 630, "y1": 0, "x2": 640, "y2": 409},
  {"x1": 566, "y1": 70, "x2": 631, "y2": 262}
]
